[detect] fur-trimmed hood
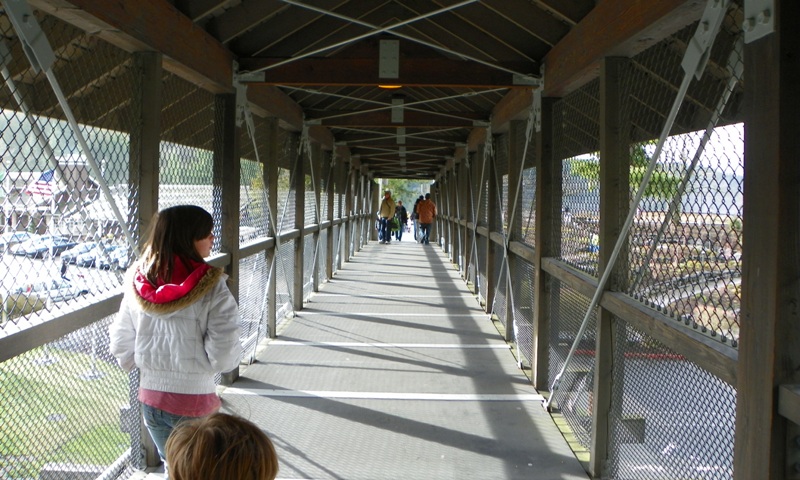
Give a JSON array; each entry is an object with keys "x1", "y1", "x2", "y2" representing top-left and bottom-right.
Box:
[{"x1": 126, "y1": 265, "x2": 224, "y2": 316}]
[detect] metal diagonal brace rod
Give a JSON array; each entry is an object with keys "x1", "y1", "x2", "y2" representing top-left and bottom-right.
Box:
[
  {"x1": 284, "y1": 87, "x2": 508, "y2": 123},
  {"x1": 467, "y1": 123, "x2": 493, "y2": 294},
  {"x1": 4, "y1": 0, "x2": 135, "y2": 250},
  {"x1": 629, "y1": 36, "x2": 743, "y2": 293},
  {"x1": 305, "y1": 91, "x2": 510, "y2": 123},
  {"x1": 334, "y1": 127, "x2": 465, "y2": 145},
  {"x1": 249, "y1": 0, "x2": 481, "y2": 75},
  {"x1": 489, "y1": 93, "x2": 536, "y2": 362},
  {"x1": 273, "y1": 0, "x2": 538, "y2": 83},
  {"x1": 544, "y1": 0, "x2": 731, "y2": 410},
  {"x1": 240, "y1": 100, "x2": 281, "y2": 362}
]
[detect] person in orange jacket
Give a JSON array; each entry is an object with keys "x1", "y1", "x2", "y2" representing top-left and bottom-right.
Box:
[{"x1": 416, "y1": 193, "x2": 437, "y2": 245}]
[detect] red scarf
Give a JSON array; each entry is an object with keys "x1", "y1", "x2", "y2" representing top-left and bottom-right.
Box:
[{"x1": 134, "y1": 256, "x2": 212, "y2": 304}]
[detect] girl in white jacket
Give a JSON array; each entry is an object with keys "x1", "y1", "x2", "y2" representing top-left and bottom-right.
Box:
[{"x1": 109, "y1": 205, "x2": 242, "y2": 464}]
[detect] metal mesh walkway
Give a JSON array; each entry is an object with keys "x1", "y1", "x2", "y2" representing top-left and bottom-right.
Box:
[{"x1": 221, "y1": 240, "x2": 589, "y2": 480}]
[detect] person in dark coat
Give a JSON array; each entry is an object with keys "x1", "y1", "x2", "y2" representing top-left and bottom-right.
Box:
[{"x1": 394, "y1": 201, "x2": 408, "y2": 241}]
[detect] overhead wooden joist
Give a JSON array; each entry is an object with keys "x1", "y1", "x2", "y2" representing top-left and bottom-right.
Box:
[{"x1": 239, "y1": 57, "x2": 538, "y2": 89}]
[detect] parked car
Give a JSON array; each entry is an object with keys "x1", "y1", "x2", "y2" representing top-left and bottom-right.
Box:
[
  {"x1": 0, "y1": 232, "x2": 37, "y2": 254},
  {"x1": 99, "y1": 246, "x2": 132, "y2": 270},
  {"x1": 60, "y1": 241, "x2": 99, "y2": 264},
  {"x1": 76, "y1": 243, "x2": 118, "y2": 268},
  {"x1": 10, "y1": 235, "x2": 79, "y2": 258},
  {"x1": 11, "y1": 277, "x2": 90, "y2": 303}
]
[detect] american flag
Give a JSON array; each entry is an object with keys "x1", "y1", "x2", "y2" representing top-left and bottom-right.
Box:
[{"x1": 26, "y1": 169, "x2": 56, "y2": 199}]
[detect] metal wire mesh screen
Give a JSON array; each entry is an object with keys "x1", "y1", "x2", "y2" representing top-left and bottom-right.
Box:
[
  {"x1": 607, "y1": 317, "x2": 735, "y2": 479},
  {"x1": 519, "y1": 167, "x2": 537, "y2": 247},
  {"x1": 303, "y1": 234, "x2": 315, "y2": 300},
  {"x1": 477, "y1": 235, "x2": 488, "y2": 303},
  {"x1": 240, "y1": 158, "x2": 267, "y2": 243},
  {"x1": 276, "y1": 235, "x2": 295, "y2": 323},
  {"x1": 319, "y1": 228, "x2": 328, "y2": 282},
  {"x1": 513, "y1": 255, "x2": 535, "y2": 368},
  {"x1": 548, "y1": 277, "x2": 597, "y2": 448},
  {"x1": 239, "y1": 115, "x2": 272, "y2": 241},
  {"x1": 1, "y1": 12, "x2": 136, "y2": 327},
  {"x1": 492, "y1": 240, "x2": 507, "y2": 329},
  {"x1": 159, "y1": 73, "x2": 220, "y2": 252},
  {"x1": 624, "y1": 11, "x2": 744, "y2": 344},
  {"x1": 276, "y1": 166, "x2": 293, "y2": 234},
  {"x1": 0, "y1": 316, "x2": 141, "y2": 477},
  {"x1": 554, "y1": 80, "x2": 601, "y2": 277},
  {"x1": 238, "y1": 253, "x2": 269, "y2": 361},
  {"x1": 304, "y1": 174, "x2": 316, "y2": 226}
]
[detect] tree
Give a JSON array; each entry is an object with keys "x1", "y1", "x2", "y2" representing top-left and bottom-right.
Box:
[{"x1": 569, "y1": 143, "x2": 683, "y2": 203}]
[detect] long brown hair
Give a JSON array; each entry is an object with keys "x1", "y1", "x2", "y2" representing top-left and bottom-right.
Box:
[
  {"x1": 139, "y1": 205, "x2": 213, "y2": 284},
  {"x1": 166, "y1": 412, "x2": 279, "y2": 480}
]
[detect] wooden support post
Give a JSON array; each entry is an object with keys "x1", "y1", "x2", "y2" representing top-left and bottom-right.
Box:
[
  {"x1": 324, "y1": 151, "x2": 334, "y2": 280},
  {"x1": 447, "y1": 164, "x2": 461, "y2": 266},
  {"x1": 130, "y1": 50, "x2": 162, "y2": 469},
  {"x1": 311, "y1": 142, "x2": 322, "y2": 292},
  {"x1": 462, "y1": 153, "x2": 475, "y2": 286},
  {"x1": 486, "y1": 141, "x2": 498, "y2": 317},
  {"x1": 590, "y1": 57, "x2": 630, "y2": 477},
  {"x1": 735, "y1": 2, "x2": 800, "y2": 477},
  {"x1": 130, "y1": 51, "x2": 161, "y2": 233},
  {"x1": 532, "y1": 100, "x2": 557, "y2": 390},
  {"x1": 344, "y1": 165, "x2": 354, "y2": 262},
  {"x1": 264, "y1": 118, "x2": 278, "y2": 339},
  {"x1": 291, "y1": 134, "x2": 304, "y2": 311},
  {"x1": 214, "y1": 92, "x2": 241, "y2": 385},
  {"x1": 507, "y1": 120, "x2": 525, "y2": 345}
]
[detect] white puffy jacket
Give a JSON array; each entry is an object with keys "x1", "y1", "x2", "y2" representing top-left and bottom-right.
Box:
[{"x1": 109, "y1": 267, "x2": 242, "y2": 395}]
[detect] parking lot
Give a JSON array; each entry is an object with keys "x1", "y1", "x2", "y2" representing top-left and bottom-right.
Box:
[{"x1": 0, "y1": 251, "x2": 124, "y2": 307}]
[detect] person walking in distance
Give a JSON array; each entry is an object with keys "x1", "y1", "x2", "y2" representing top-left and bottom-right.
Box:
[
  {"x1": 378, "y1": 190, "x2": 394, "y2": 244},
  {"x1": 416, "y1": 193, "x2": 437, "y2": 245},
  {"x1": 109, "y1": 205, "x2": 243, "y2": 467},
  {"x1": 412, "y1": 195, "x2": 423, "y2": 242},
  {"x1": 394, "y1": 200, "x2": 408, "y2": 241}
]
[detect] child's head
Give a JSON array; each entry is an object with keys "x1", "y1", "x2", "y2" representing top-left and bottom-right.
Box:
[
  {"x1": 141, "y1": 205, "x2": 213, "y2": 281},
  {"x1": 166, "y1": 412, "x2": 279, "y2": 480}
]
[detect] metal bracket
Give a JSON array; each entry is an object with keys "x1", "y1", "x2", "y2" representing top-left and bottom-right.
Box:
[
  {"x1": 743, "y1": 0, "x2": 774, "y2": 44},
  {"x1": 4, "y1": 0, "x2": 55, "y2": 73},
  {"x1": 232, "y1": 66, "x2": 251, "y2": 130},
  {"x1": 533, "y1": 88, "x2": 542, "y2": 133},
  {"x1": 681, "y1": 0, "x2": 731, "y2": 80},
  {"x1": 512, "y1": 74, "x2": 542, "y2": 87}
]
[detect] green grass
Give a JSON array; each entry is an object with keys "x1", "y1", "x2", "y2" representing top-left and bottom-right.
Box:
[{"x1": 0, "y1": 345, "x2": 131, "y2": 475}]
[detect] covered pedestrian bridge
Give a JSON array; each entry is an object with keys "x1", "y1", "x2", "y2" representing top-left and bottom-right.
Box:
[{"x1": 0, "y1": 1, "x2": 797, "y2": 479}]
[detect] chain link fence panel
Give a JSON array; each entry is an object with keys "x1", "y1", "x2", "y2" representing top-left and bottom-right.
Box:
[
  {"x1": 548, "y1": 277, "x2": 597, "y2": 449},
  {"x1": 0, "y1": 316, "x2": 141, "y2": 477},
  {"x1": 607, "y1": 317, "x2": 735, "y2": 479}
]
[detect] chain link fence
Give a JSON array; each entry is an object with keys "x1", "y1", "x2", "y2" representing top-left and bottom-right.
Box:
[{"x1": 0, "y1": 6, "x2": 356, "y2": 477}]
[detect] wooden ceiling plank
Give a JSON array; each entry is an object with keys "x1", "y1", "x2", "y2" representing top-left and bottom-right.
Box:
[
  {"x1": 398, "y1": 0, "x2": 514, "y2": 62},
  {"x1": 173, "y1": 0, "x2": 236, "y2": 22},
  {"x1": 431, "y1": 0, "x2": 551, "y2": 57},
  {"x1": 261, "y1": 0, "x2": 392, "y2": 58},
  {"x1": 231, "y1": 0, "x2": 357, "y2": 57},
  {"x1": 483, "y1": 0, "x2": 570, "y2": 47},
  {"x1": 207, "y1": 0, "x2": 285, "y2": 44}
]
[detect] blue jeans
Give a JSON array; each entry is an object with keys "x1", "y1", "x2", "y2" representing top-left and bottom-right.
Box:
[
  {"x1": 378, "y1": 217, "x2": 390, "y2": 242},
  {"x1": 142, "y1": 404, "x2": 193, "y2": 461},
  {"x1": 413, "y1": 219, "x2": 419, "y2": 241},
  {"x1": 420, "y1": 223, "x2": 431, "y2": 244}
]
